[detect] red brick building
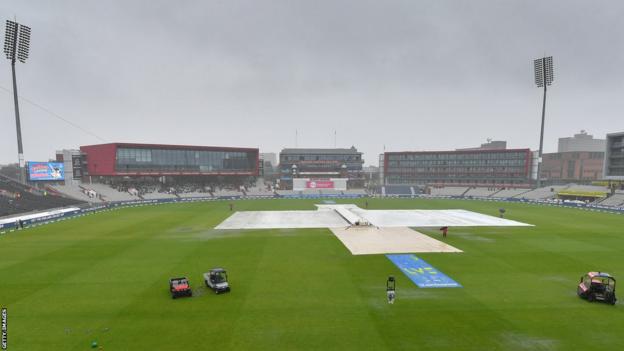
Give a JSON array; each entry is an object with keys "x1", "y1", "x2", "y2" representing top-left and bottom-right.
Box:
[
  {"x1": 383, "y1": 148, "x2": 533, "y2": 187},
  {"x1": 540, "y1": 151, "x2": 604, "y2": 182},
  {"x1": 79, "y1": 143, "x2": 259, "y2": 178}
]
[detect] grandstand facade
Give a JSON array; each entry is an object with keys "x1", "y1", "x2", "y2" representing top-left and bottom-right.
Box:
[
  {"x1": 383, "y1": 148, "x2": 532, "y2": 187},
  {"x1": 80, "y1": 143, "x2": 259, "y2": 177},
  {"x1": 604, "y1": 132, "x2": 624, "y2": 180},
  {"x1": 278, "y1": 147, "x2": 364, "y2": 189}
]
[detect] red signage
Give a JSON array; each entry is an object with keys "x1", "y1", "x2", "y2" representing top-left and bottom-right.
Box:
[{"x1": 306, "y1": 180, "x2": 334, "y2": 189}]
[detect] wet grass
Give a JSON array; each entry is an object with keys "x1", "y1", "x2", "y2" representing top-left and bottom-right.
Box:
[{"x1": 0, "y1": 198, "x2": 623, "y2": 350}]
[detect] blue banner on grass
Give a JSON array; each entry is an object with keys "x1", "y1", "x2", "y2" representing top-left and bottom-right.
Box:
[{"x1": 387, "y1": 254, "x2": 461, "y2": 288}]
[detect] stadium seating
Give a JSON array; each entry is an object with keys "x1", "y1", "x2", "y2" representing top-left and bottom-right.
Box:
[
  {"x1": 180, "y1": 192, "x2": 214, "y2": 198},
  {"x1": 512, "y1": 185, "x2": 569, "y2": 200},
  {"x1": 52, "y1": 180, "x2": 231, "y2": 201},
  {"x1": 599, "y1": 191, "x2": 624, "y2": 207},
  {"x1": 421, "y1": 184, "x2": 624, "y2": 209},
  {"x1": 429, "y1": 187, "x2": 468, "y2": 196},
  {"x1": 1, "y1": 177, "x2": 84, "y2": 217},
  {"x1": 463, "y1": 187, "x2": 500, "y2": 197},
  {"x1": 44, "y1": 176, "x2": 624, "y2": 210},
  {"x1": 384, "y1": 185, "x2": 413, "y2": 196},
  {"x1": 50, "y1": 183, "x2": 103, "y2": 202},
  {"x1": 85, "y1": 183, "x2": 139, "y2": 201},
  {"x1": 244, "y1": 184, "x2": 274, "y2": 196},
  {"x1": 142, "y1": 192, "x2": 177, "y2": 200},
  {"x1": 213, "y1": 189, "x2": 243, "y2": 197},
  {"x1": 490, "y1": 188, "x2": 531, "y2": 198},
  {"x1": 276, "y1": 190, "x2": 300, "y2": 196}
]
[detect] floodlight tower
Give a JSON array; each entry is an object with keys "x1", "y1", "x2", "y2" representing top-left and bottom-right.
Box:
[
  {"x1": 533, "y1": 56, "x2": 554, "y2": 188},
  {"x1": 4, "y1": 19, "x2": 31, "y2": 181}
]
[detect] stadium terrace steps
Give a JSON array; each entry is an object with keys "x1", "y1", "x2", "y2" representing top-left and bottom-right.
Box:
[
  {"x1": 463, "y1": 187, "x2": 500, "y2": 197},
  {"x1": 430, "y1": 187, "x2": 469, "y2": 196},
  {"x1": 85, "y1": 183, "x2": 139, "y2": 201},
  {"x1": 512, "y1": 185, "x2": 570, "y2": 200},
  {"x1": 276, "y1": 190, "x2": 298, "y2": 196},
  {"x1": 245, "y1": 187, "x2": 274, "y2": 196},
  {"x1": 1, "y1": 179, "x2": 84, "y2": 217},
  {"x1": 142, "y1": 192, "x2": 177, "y2": 200},
  {"x1": 51, "y1": 184, "x2": 104, "y2": 203},
  {"x1": 181, "y1": 192, "x2": 213, "y2": 198},
  {"x1": 488, "y1": 188, "x2": 505, "y2": 197},
  {"x1": 213, "y1": 190, "x2": 243, "y2": 197},
  {"x1": 490, "y1": 188, "x2": 532, "y2": 198},
  {"x1": 384, "y1": 185, "x2": 414, "y2": 196},
  {"x1": 599, "y1": 194, "x2": 624, "y2": 207}
]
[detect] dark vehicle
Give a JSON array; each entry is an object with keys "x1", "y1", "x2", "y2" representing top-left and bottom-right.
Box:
[
  {"x1": 169, "y1": 277, "x2": 192, "y2": 299},
  {"x1": 578, "y1": 272, "x2": 616, "y2": 305},
  {"x1": 204, "y1": 268, "x2": 230, "y2": 294}
]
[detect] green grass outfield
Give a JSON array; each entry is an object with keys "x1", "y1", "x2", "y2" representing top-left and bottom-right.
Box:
[{"x1": 1, "y1": 198, "x2": 623, "y2": 350}]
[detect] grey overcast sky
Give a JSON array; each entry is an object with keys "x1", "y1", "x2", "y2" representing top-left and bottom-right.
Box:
[{"x1": 1, "y1": 1, "x2": 623, "y2": 165}]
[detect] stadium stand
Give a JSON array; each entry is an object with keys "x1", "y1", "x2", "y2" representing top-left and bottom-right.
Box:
[
  {"x1": 213, "y1": 189, "x2": 244, "y2": 197},
  {"x1": 384, "y1": 185, "x2": 413, "y2": 196},
  {"x1": 463, "y1": 187, "x2": 501, "y2": 197},
  {"x1": 1, "y1": 176, "x2": 84, "y2": 217},
  {"x1": 51, "y1": 183, "x2": 103, "y2": 202},
  {"x1": 490, "y1": 188, "x2": 531, "y2": 198},
  {"x1": 512, "y1": 185, "x2": 569, "y2": 200},
  {"x1": 244, "y1": 180, "x2": 275, "y2": 196},
  {"x1": 276, "y1": 190, "x2": 300, "y2": 196},
  {"x1": 599, "y1": 191, "x2": 624, "y2": 207},
  {"x1": 142, "y1": 192, "x2": 177, "y2": 200},
  {"x1": 52, "y1": 178, "x2": 257, "y2": 201},
  {"x1": 429, "y1": 187, "x2": 469, "y2": 196},
  {"x1": 85, "y1": 183, "x2": 139, "y2": 202},
  {"x1": 553, "y1": 184, "x2": 609, "y2": 203}
]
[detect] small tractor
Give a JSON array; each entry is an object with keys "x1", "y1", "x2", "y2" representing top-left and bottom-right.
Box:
[
  {"x1": 169, "y1": 277, "x2": 193, "y2": 299},
  {"x1": 577, "y1": 272, "x2": 616, "y2": 305},
  {"x1": 204, "y1": 268, "x2": 230, "y2": 294}
]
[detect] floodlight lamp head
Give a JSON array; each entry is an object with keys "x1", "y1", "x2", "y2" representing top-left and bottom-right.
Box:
[
  {"x1": 534, "y1": 56, "x2": 554, "y2": 87},
  {"x1": 17, "y1": 24, "x2": 30, "y2": 63},
  {"x1": 4, "y1": 20, "x2": 18, "y2": 60},
  {"x1": 4, "y1": 20, "x2": 30, "y2": 62}
]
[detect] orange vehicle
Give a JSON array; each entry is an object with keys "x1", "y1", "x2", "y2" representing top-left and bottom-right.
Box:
[{"x1": 169, "y1": 277, "x2": 193, "y2": 299}]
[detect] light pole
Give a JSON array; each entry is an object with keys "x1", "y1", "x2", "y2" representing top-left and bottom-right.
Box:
[
  {"x1": 533, "y1": 56, "x2": 554, "y2": 188},
  {"x1": 4, "y1": 19, "x2": 31, "y2": 182}
]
